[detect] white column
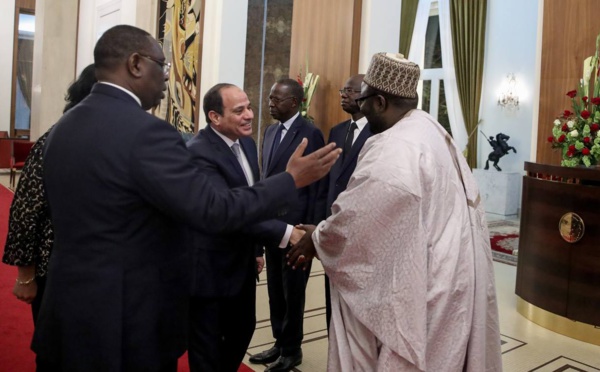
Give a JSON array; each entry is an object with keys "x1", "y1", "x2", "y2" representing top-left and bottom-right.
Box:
[
  {"x1": 30, "y1": 0, "x2": 79, "y2": 140},
  {"x1": 199, "y1": 0, "x2": 249, "y2": 127}
]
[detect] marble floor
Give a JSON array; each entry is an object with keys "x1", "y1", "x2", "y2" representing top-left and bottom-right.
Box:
[{"x1": 3, "y1": 173, "x2": 599, "y2": 371}]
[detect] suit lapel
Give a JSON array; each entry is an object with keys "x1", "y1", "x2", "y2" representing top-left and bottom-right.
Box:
[
  {"x1": 262, "y1": 124, "x2": 276, "y2": 175},
  {"x1": 338, "y1": 122, "x2": 372, "y2": 175},
  {"x1": 206, "y1": 126, "x2": 248, "y2": 185},
  {"x1": 328, "y1": 120, "x2": 351, "y2": 181},
  {"x1": 329, "y1": 154, "x2": 343, "y2": 181},
  {"x1": 267, "y1": 116, "x2": 302, "y2": 174},
  {"x1": 331, "y1": 120, "x2": 351, "y2": 147}
]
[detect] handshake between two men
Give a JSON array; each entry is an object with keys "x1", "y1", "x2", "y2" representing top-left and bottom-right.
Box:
[
  {"x1": 287, "y1": 224, "x2": 317, "y2": 270},
  {"x1": 284, "y1": 141, "x2": 338, "y2": 268},
  {"x1": 282, "y1": 138, "x2": 340, "y2": 247}
]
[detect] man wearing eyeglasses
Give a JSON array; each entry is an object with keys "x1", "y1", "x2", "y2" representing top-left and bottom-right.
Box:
[
  {"x1": 34, "y1": 25, "x2": 340, "y2": 372},
  {"x1": 287, "y1": 53, "x2": 502, "y2": 371},
  {"x1": 321, "y1": 74, "x2": 372, "y2": 331},
  {"x1": 248, "y1": 78, "x2": 326, "y2": 372}
]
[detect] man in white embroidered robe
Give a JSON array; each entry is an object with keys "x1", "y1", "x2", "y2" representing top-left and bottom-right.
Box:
[{"x1": 288, "y1": 53, "x2": 502, "y2": 372}]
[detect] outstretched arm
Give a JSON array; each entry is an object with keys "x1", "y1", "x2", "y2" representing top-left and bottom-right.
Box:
[
  {"x1": 132, "y1": 123, "x2": 341, "y2": 234},
  {"x1": 286, "y1": 139, "x2": 341, "y2": 188}
]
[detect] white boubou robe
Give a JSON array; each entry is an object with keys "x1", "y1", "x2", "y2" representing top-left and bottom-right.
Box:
[{"x1": 314, "y1": 110, "x2": 502, "y2": 372}]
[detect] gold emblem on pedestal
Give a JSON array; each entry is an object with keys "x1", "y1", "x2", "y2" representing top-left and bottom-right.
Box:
[{"x1": 558, "y1": 212, "x2": 585, "y2": 243}]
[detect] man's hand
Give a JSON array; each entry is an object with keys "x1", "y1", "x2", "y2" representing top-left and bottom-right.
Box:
[
  {"x1": 289, "y1": 226, "x2": 306, "y2": 246},
  {"x1": 286, "y1": 139, "x2": 342, "y2": 188},
  {"x1": 286, "y1": 224, "x2": 317, "y2": 270},
  {"x1": 256, "y1": 256, "x2": 265, "y2": 274}
]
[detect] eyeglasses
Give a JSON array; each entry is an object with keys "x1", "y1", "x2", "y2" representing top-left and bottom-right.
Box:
[
  {"x1": 355, "y1": 93, "x2": 379, "y2": 106},
  {"x1": 338, "y1": 88, "x2": 361, "y2": 96},
  {"x1": 140, "y1": 55, "x2": 171, "y2": 75},
  {"x1": 269, "y1": 96, "x2": 294, "y2": 105}
]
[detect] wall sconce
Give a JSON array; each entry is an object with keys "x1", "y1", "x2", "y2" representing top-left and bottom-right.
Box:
[{"x1": 498, "y1": 74, "x2": 519, "y2": 110}]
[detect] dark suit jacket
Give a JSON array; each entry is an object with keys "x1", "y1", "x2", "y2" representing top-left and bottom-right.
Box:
[
  {"x1": 35, "y1": 83, "x2": 297, "y2": 371},
  {"x1": 262, "y1": 115, "x2": 326, "y2": 225},
  {"x1": 326, "y1": 120, "x2": 372, "y2": 217},
  {"x1": 187, "y1": 125, "x2": 287, "y2": 298}
]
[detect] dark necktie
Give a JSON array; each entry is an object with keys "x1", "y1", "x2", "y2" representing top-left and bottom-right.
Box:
[
  {"x1": 343, "y1": 122, "x2": 358, "y2": 161},
  {"x1": 269, "y1": 123, "x2": 284, "y2": 166}
]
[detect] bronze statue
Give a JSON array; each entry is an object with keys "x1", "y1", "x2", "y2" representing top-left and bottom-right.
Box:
[{"x1": 483, "y1": 132, "x2": 517, "y2": 171}]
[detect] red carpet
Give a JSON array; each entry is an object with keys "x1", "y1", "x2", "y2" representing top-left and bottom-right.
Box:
[
  {"x1": 0, "y1": 184, "x2": 37, "y2": 370},
  {"x1": 488, "y1": 220, "x2": 519, "y2": 266},
  {"x1": 0, "y1": 184, "x2": 253, "y2": 372}
]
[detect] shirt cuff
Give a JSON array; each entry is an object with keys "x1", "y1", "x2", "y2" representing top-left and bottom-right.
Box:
[{"x1": 278, "y1": 224, "x2": 293, "y2": 248}]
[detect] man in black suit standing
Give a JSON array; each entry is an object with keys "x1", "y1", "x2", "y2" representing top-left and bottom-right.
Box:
[
  {"x1": 186, "y1": 83, "x2": 305, "y2": 372},
  {"x1": 249, "y1": 78, "x2": 326, "y2": 372},
  {"x1": 323, "y1": 74, "x2": 372, "y2": 329},
  {"x1": 35, "y1": 25, "x2": 340, "y2": 372}
]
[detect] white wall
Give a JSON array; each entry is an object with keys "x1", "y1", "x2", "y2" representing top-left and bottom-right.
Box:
[
  {"x1": 77, "y1": 0, "x2": 156, "y2": 74},
  {"x1": 358, "y1": 0, "x2": 401, "y2": 73},
  {"x1": 478, "y1": 0, "x2": 540, "y2": 173},
  {"x1": 0, "y1": 0, "x2": 16, "y2": 133},
  {"x1": 199, "y1": 0, "x2": 249, "y2": 127}
]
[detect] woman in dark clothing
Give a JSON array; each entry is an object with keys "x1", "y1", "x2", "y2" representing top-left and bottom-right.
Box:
[{"x1": 2, "y1": 64, "x2": 96, "y2": 323}]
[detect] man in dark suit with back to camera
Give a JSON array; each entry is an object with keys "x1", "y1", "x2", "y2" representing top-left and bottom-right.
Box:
[
  {"x1": 36, "y1": 25, "x2": 340, "y2": 372},
  {"x1": 248, "y1": 78, "x2": 326, "y2": 372},
  {"x1": 186, "y1": 83, "x2": 305, "y2": 372},
  {"x1": 323, "y1": 74, "x2": 372, "y2": 329}
]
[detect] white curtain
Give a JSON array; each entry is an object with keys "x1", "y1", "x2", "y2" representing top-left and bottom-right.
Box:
[{"x1": 408, "y1": 0, "x2": 468, "y2": 151}]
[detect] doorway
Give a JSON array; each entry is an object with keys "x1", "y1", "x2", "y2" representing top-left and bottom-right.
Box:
[{"x1": 10, "y1": 0, "x2": 36, "y2": 139}]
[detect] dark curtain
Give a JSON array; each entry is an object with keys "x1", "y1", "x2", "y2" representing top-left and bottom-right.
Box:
[
  {"x1": 399, "y1": 0, "x2": 419, "y2": 57},
  {"x1": 450, "y1": 0, "x2": 487, "y2": 168}
]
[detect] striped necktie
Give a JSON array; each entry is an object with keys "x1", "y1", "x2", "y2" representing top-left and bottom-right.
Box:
[{"x1": 231, "y1": 143, "x2": 252, "y2": 185}]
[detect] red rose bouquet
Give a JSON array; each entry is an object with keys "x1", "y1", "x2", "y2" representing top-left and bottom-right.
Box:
[{"x1": 549, "y1": 36, "x2": 600, "y2": 167}]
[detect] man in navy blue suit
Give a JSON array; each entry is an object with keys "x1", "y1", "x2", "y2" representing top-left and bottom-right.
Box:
[
  {"x1": 186, "y1": 84, "x2": 305, "y2": 372},
  {"x1": 35, "y1": 26, "x2": 340, "y2": 372},
  {"x1": 248, "y1": 79, "x2": 326, "y2": 372},
  {"x1": 323, "y1": 74, "x2": 372, "y2": 329}
]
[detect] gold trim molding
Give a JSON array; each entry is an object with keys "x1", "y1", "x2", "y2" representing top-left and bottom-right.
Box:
[{"x1": 516, "y1": 297, "x2": 600, "y2": 347}]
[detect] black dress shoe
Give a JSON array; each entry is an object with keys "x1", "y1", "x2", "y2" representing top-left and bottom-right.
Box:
[
  {"x1": 265, "y1": 352, "x2": 302, "y2": 372},
  {"x1": 249, "y1": 346, "x2": 280, "y2": 364}
]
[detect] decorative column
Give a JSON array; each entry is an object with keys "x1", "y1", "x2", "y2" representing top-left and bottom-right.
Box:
[{"x1": 30, "y1": 0, "x2": 78, "y2": 140}]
